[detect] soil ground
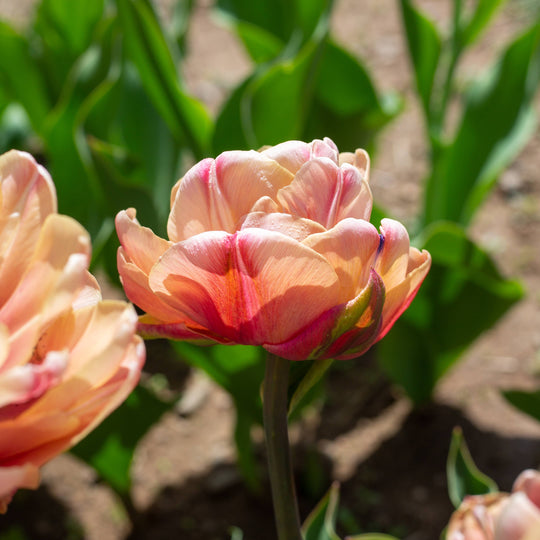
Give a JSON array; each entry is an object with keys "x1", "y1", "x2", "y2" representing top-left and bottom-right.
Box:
[{"x1": 1, "y1": 1, "x2": 540, "y2": 539}]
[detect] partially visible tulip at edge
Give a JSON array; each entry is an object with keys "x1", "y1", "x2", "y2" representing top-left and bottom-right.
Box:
[
  {"x1": 0, "y1": 151, "x2": 145, "y2": 512},
  {"x1": 447, "y1": 469, "x2": 540, "y2": 540},
  {"x1": 116, "y1": 137, "x2": 431, "y2": 361}
]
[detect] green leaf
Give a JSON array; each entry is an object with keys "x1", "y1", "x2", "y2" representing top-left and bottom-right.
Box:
[
  {"x1": 35, "y1": 0, "x2": 104, "y2": 57},
  {"x1": 0, "y1": 21, "x2": 50, "y2": 132},
  {"x1": 461, "y1": 0, "x2": 507, "y2": 47},
  {"x1": 305, "y1": 40, "x2": 401, "y2": 152},
  {"x1": 213, "y1": 33, "x2": 326, "y2": 151},
  {"x1": 503, "y1": 389, "x2": 540, "y2": 423},
  {"x1": 424, "y1": 22, "x2": 540, "y2": 226},
  {"x1": 447, "y1": 427, "x2": 498, "y2": 508},
  {"x1": 230, "y1": 19, "x2": 284, "y2": 63},
  {"x1": 84, "y1": 61, "x2": 182, "y2": 232},
  {"x1": 117, "y1": 0, "x2": 212, "y2": 159},
  {"x1": 71, "y1": 385, "x2": 171, "y2": 495},
  {"x1": 302, "y1": 482, "x2": 341, "y2": 540},
  {"x1": 217, "y1": 0, "x2": 291, "y2": 43},
  {"x1": 400, "y1": 0, "x2": 442, "y2": 119},
  {"x1": 377, "y1": 222, "x2": 524, "y2": 404}
]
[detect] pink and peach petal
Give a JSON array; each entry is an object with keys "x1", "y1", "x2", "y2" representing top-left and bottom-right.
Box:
[
  {"x1": 311, "y1": 138, "x2": 339, "y2": 162},
  {"x1": 0, "y1": 413, "x2": 80, "y2": 462},
  {"x1": 117, "y1": 250, "x2": 181, "y2": 322},
  {"x1": 0, "y1": 152, "x2": 57, "y2": 305},
  {"x1": 260, "y1": 140, "x2": 312, "y2": 174},
  {"x1": 0, "y1": 464, "x2": 40, "y2": 513},
  {"x1": 116, "y1": 209, "x2": 171, "y2": 273},
  {"x1": 240, "y1": 212, "x2": 326, "y2": 242},
  {"x1": 277, "y1": 159, "x2": 371, "y2": 228},
  {"x1": 377, "y1": 249, "x2": 431, "y2": 340},
  {"x1": 302, "y1": 218, "x2": 380, "y2": 300},
  {"x1": 168, "y1": 153, "x2": 294, "y2": 241},
  {"x1": 374, "y1": 218, "x2": 412, "y2": 285},
  {"x1": 513, "y1": 470, "x2": 540, "y2": 508},
  {"x1": 137, "y1": 314, "x2": 218, "y2": 343},
  {"x1": 0, "y1": 151, "x2": 56, "y2": 216},
  {"x1": 338, "y1": 148, "x2": 370, "y2": 180},
  {"x1": 263, "y1": 304, "x2": 343, "y2": 361},
  {"x1": 495, "y1": 492, "x2": 540, "y2": 540},
  {"x1": 0, "y1": 351, "x2": 67, "y2": 409},
  {"x1": 149, "y1": 229, "x2": 341, "y2": 344}
]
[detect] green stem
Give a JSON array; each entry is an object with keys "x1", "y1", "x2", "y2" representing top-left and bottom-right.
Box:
[{"x1": 263, "y1": 353, "x2": 303, "y2": 540}]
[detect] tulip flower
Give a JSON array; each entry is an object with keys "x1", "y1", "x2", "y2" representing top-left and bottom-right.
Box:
[
  {"x1": 447, "y1": 470, "x2": 540, "y2": 540},
  {"x1": 0, "y1": 151, "x2": 145, "y2": 513},
  {"x1": 116, "y1": 138, "x2": 430, "y2": 361}
]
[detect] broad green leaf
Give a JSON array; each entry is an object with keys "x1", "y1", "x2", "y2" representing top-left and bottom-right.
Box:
[
  {"x1": 212, "y1": 77, "x2": 252, "y2": 152},
  {"x1": 41, "y1": 44, "x2": 110, "y2": 234},
  {"x1": 247, "y1": 40, "x2": 320, "y2": 145},
  {"x1": 85, "y1": 61, "x2": 182, "y2": 232},
  {"x1": 213, "y1": 34, "x2": 326, "y2": 151},
  {"x1": 231, "y1": 19, "x2": 284, "y2": 63},
  {"x1": 35, "y1": 0, "x2": 104, "y2": 57},
  {"x1": 33, "y1": 0, "x2": 104, "y2": 91},
  {"x1": 503, "y1": 389, "x2": 540, "y2": 423},
  {"x1": 217, "y1": 0, "x2": 291, "y2": 42},
  {"x1": 461, "y1": 0, "x2": 507, "y2": 47},
  {"x1": 302, "y1": 482, "x2": 341, "y2": 540},
  {"x1": 447, "y1": 427, "x2": 498, "y2": 508},
  {"x1": 217, "y1": 0, "x2": 331, "y2": 60},
  {"x1": 305, "y1": 40, "x2": 401, "y2": 152},
  {"x1": 0, "y1": 22, "x2": 50, "y2": 132},
  {"x1": 400, "y1": 0, "x2": 442, "y2": 119},
  {"x1": 71, "y1": 385, "x2": 171, "y2": 495},
  {"x1": 117, "y1": 0, "x2": 211, "y2": 159},
  {"x1": 314, "y1": 41, "x2": 390, "y2": 116},
  {"x1": 377, "y1": 222, "x2": 524, "y2": 404},
  {"x1": 424, "y1": 23, "x2": 540, "y2": 226}
]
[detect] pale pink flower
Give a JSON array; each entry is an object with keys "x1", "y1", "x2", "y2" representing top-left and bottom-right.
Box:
[
  {"x1": 116, "y1": 138, "x2": 430, "y2": 360},
  {"x1": 447, "y1": 470, "x2": 540, "y2": 540},
  {"x1": 0, "y1": 151, "x2": 145, "y2": 512}
]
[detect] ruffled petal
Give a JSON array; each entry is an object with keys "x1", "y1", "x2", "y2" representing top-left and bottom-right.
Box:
[
  {"x1": 0, "y1": 151, "x2": 56, "y2": 305},
  {"x1": 277, "y1": 158, "x2": 372, "y2": 228},
  {"x1": 148, "y1": 229, "x2": 341, "y2": 345},
  {"x1": 0, "y1": 464, "x2": 40, "y2": 513},
  {"x1": 168, "y1": 152, "x2": 294, "y2": 241},
  {"x1": 0, "y1": 215, "x2": 90, "y2": 369},
  {"x1": 117, "y1": 250, "x2": 182, "y2": 322},
  {"x1": 495, "y1": 492, "x2": 540, "y2": 540},
  {"x1": 116, "y1": 208, "x2": 171, "y2": 274},
  {"x1": 240, "y1": 211, "x2": 326, "y2": 242},
  {"x1": 302, "y1": 218, "x2": 380, "y2": 300}
]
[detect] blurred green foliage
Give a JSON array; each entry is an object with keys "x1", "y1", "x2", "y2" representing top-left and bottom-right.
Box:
[
  {"x1": 377, "y1": 0, "x2": 538, "y2": 404},
  {"x1": 1, "y1": 0, "x2": 539, "y2": 528}
]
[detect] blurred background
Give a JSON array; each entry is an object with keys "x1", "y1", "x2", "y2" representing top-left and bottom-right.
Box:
[{"x1": 0, "y1": 0, "x2": 539, "y2": 539}]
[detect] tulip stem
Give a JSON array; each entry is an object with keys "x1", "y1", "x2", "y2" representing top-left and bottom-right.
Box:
[{"x1": 263, "y1": 352, "x2": 303, "y2": 540}]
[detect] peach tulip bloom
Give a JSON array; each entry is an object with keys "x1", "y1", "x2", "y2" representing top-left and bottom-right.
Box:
[
  {"x1": 447, "y1": 470, "x2": 540, "y2": 540},
  {"x1": 0, "y1": 151, "x2": 145, "y2": 512},
  {"x1": 117, "y1": 138, "x2": 430, "y2": 360}
]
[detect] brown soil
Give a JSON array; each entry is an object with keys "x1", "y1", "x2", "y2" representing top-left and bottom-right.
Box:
[{"x1": 2, "y1": 1, "x2": 540, "y2": 539}]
